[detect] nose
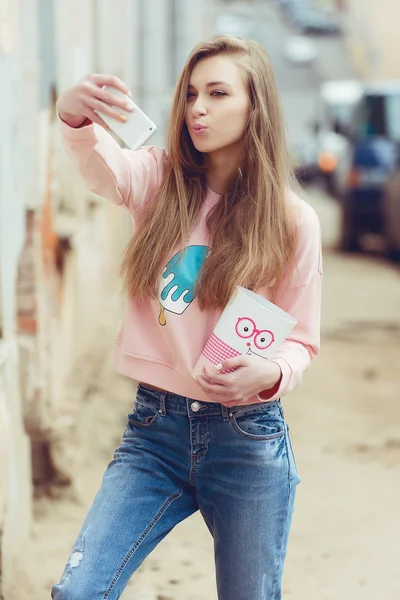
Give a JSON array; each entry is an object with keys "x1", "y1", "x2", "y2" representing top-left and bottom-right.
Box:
[
  {"x1": 192, "y1": 96, "x2": 207, "y2": 118},
  {"x1": 247, "y1": 343, "x2": 251, "y2": 347}
]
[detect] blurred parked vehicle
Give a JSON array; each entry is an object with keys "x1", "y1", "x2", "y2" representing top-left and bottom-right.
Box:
[
  {"x1": 293, "y1": 6, "x2": 341, "y2": 35},
  {"x1": 314, "y1": 80, "x2": 364, "y2": 195},
  {"x1": 278, "y1": 0, "x2": 341, "y2": 35},
  {"x1": 340, "y1": 81, "x2": 400, "y2": 254},
  {"x1": 292, "y1": 80, "x2": 363, "y2": 192},
  {"x1": 284, "y1": 35, "x2": 318, "y2": 65},
  {"x1": 383, "y1": 166, "x2": 400, "y2": 261}
]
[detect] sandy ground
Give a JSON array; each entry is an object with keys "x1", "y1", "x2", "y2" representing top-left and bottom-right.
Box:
[{"x1": 7, "y1": 190, "x2": 400, "y2": 600}]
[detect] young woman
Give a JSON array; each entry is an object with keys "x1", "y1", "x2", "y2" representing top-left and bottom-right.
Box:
[{"x1": 53, "y1": 35, "x2": 322, "y2": 600}]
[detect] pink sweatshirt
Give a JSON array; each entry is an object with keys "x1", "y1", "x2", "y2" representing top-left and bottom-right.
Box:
[{"x1": 60, "y1": 119, "x2": 323, "y2": 404}]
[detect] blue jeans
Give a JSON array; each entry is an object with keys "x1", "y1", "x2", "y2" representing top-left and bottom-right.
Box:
[{"x1": 51, "y1": 383, "x2": 300, "y2": 600}]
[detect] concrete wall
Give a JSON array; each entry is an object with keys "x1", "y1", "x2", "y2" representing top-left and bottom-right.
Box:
[
  {"x1": 0, "y1": 0, "x2": 212, "y2": 596},
  {"x1": 345, "y1": 0, "x2": 400, "y2": 80},
  {"x1": 0, "y1": 4, "x2": 33, "y2": 592}
]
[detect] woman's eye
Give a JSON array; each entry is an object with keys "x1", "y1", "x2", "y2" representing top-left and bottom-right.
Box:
[
  {"x1": 211, "y1": 91, "x2": 226, "y2": 97},
  {"x1": 186, "y1": 92, "x2": 196, "y2": 100}
]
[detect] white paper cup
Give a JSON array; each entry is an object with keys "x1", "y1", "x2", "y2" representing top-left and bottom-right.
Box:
[{"x1": 193, "y1": 286, "x2": 297, "y2": 377}]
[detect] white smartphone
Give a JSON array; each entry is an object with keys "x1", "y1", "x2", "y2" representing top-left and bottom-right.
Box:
[{"x1": 94, "y1": 86, "x2": 157, "y2": 150}]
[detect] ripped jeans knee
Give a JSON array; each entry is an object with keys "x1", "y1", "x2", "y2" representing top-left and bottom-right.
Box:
[{"x1": 51, "y1": 527, "x2": 90, "y2": 599}]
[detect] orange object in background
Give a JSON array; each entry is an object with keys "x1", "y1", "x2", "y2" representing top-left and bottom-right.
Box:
[{"x1": 318, "y1": 152, "x2": 338, "y2": 173}]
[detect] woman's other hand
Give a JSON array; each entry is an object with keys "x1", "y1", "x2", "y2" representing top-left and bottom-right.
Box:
[{"x1": 196, "y1": 356, "x2": 282, "y2": 406}]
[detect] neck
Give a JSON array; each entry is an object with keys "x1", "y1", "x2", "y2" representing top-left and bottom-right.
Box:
[{"x1": 205, "y1": 143, "x2": 243, "y2": 195}]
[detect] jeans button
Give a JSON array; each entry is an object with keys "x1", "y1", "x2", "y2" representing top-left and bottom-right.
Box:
[{"x1": 191, "y1": 401, "x2": 200, "y2": 412}]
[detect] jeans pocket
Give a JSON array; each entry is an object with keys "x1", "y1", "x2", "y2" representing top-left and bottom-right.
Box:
[
  {"x1": 230, "y1": 404, "x2": 285, "y2": 441},
  {"x1": 127, "y1": 400, "x2": 161, "y2": 429}
]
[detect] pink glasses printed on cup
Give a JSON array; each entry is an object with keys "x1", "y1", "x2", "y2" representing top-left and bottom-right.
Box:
[{"x1": 235, "y1": 317, "x2": 275, "y2": 350}]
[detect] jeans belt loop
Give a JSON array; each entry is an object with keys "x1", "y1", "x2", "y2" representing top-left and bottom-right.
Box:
[
  {"x1": 159, "y1": 393, "x2": 167, "y2": 416},
  {"x1": 221, "y1": 403, "x2": 230, "y2": 422}
]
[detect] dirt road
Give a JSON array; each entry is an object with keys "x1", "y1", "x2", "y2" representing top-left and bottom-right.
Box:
[{"x1": 8, "y1": 190, "x2": 400, "y2": 600}]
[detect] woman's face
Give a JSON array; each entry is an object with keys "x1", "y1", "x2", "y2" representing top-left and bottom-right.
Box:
[{"x1": 185, "y1": 54, "x2": 250, "y2": 156}]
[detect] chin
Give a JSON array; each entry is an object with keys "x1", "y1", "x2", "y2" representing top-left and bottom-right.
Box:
[
  {"x1": 190, "y1": 139, "x2": 224, "y2": 154},
  {"x1": 189, "y1": 137, "x2": 210, "y2": 151}
]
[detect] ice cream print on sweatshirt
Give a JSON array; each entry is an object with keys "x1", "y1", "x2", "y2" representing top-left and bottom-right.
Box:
[{"x1": 158, "y1": 245, "x2": 211, "y2": 326}]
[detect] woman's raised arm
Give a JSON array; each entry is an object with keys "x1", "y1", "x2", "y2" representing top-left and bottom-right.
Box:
[{"x1": 57, "y1": 74, "x2": 165, "y2": 213}]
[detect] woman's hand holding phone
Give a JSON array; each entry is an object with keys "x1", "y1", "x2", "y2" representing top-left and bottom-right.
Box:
[{"x1": 56, "y1": 74, "x2": 134, "y2": 129}]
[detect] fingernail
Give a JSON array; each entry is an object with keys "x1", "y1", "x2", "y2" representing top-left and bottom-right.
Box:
[
  {"x1": 215, "y1": 364, "x2": 222, "y2": 371},
  {"x1": 119, "y1": 115, "x2": 127, "y2": 122},
  {"x1": 127, "y1": 90, "x2": 133, "y2": 98},
  {"x1": 125, "y1": 103, "x2": 134, "y2": 111}
]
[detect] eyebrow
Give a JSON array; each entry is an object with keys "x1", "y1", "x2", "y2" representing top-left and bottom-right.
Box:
[{"x1": 188, "y1": 81, "x2": 233, "y2": 90}]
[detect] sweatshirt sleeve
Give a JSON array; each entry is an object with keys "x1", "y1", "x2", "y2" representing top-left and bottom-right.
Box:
[
  {"x1": 258, "y1": 200, "x2": 323, "y2": 402},
  {"x1": 59, "y1": 118, "x2": 165, "y2": 215}
]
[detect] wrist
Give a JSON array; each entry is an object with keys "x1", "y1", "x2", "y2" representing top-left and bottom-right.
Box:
[
  {"x1": 58, "y1": 111, "x2": 90, "y2": 128},
  {"x1": 262, "y1": 361, "x2": 282, "y2": 390},
  {"x1": 258, "y1": 361, "x2": 282, "y2": 400}
]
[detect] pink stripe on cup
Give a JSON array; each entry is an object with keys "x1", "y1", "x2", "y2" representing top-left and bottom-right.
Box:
[{"x1": 202, "y1": 333, "x2": 240, "y2": 373}]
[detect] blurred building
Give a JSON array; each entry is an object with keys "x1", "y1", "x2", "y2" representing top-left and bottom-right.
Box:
[
  {"x1": 0, "y1": 0, "x2": 213, "y2": 595},
  {"x1": 345, "y1": 0, "x2": 399, "y2": 80}
]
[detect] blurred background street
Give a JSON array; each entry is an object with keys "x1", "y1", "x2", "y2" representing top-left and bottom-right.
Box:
[{"x1": 1, "y1": 0, "x2": 400, "y2": 599}]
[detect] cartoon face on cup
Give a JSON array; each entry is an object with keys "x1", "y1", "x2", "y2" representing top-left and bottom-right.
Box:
[{"x1": 235, "y1": 317, "x2": 275, "y2": 358}]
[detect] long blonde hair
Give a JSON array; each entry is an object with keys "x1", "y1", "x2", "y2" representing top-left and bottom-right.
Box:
[{"x1": 120, "y1": 35, "x2": 297, "y2": 309}]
